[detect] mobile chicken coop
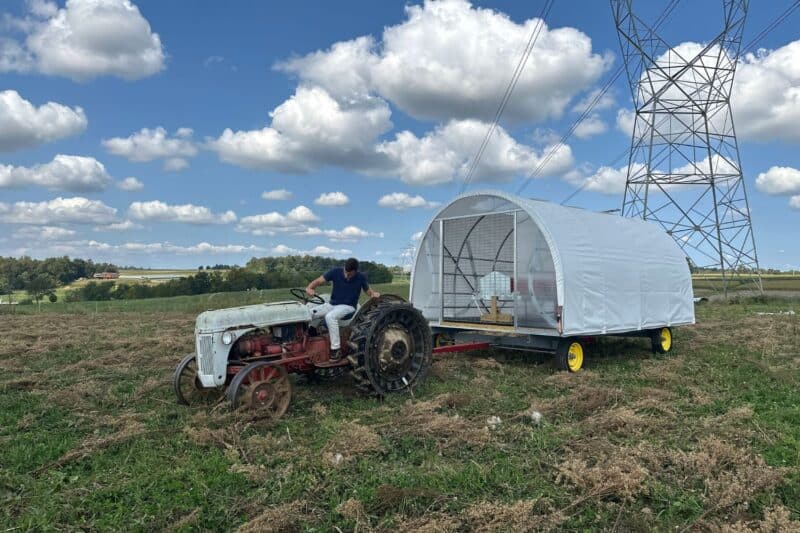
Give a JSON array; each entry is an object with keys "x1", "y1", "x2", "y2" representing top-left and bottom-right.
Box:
[{"x1": 410, "y1": 190, "x2": 695, "y2": 371}]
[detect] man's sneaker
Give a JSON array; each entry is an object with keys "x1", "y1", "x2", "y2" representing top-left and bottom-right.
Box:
[{"x1": 330, "y1": 348, "x2": 342, "y2": 361}]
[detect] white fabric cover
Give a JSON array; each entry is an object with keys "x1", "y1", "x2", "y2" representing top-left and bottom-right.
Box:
[{"x1": 410, "y1": 190, "x2": 695, "y2": 337}]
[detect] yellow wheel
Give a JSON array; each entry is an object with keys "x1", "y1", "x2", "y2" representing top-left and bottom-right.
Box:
[
  {"x1": 555, "y1": 338, "x2": 584, "y2": 372},
  {"x1": 651, "y1": 327, "x2": 673, "y2": 354}
]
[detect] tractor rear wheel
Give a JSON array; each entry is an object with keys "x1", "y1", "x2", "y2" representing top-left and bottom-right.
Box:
[
  {"x1": 347, "y1": 297, "x2": 432, "y2": 396},
  {"x1": 173, "y1": 353, "x2": 225, "y2": 405}
]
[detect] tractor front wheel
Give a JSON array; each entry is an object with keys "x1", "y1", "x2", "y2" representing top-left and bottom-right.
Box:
[
  {"x1": 227, "y1": 361, "x2": 292, "y2": 417},
  {"x1": 173, "y1": 353, "x2": 225, "y2": 405}
]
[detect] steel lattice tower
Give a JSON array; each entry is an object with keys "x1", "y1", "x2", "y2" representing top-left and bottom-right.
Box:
[{"x1": 611, "y1": 0, "x2": 762, "y2": 293}]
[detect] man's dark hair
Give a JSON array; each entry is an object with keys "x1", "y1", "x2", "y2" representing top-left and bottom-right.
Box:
[{"x1": 344, "y1": 257, "x2": 359, "y2": 272}]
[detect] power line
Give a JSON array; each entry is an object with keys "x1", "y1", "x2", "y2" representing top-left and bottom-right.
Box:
[
  {"x1": 459, "y1": 0, "x2": 555, "y2": 194},
  {"x1": 743, "y1": 0, "x2": 800, "y2": 51},
  {"x1": 552, "y1": 0, "x2": 798, "y2": 206},
  {"x1": 515, "y1": 0, "x2": 683, "y2": 196}
]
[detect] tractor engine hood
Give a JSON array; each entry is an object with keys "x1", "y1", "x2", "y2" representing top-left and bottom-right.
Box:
[{"x1": 195, "y1": 301, "x2": 312, "y2": 333}]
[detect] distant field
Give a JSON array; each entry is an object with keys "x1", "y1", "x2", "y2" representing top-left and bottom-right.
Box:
[
  {"x1": 692, "y1": 275, "x2": 800, "y2": 295},
  {"x1": 119, "y1": 268, "x2": 204, "y2": 276},
  {"x1": 3, "y1": 273, "x2": 797, "y2": 310},
  {"x1": 0, "y1": 282, "x2": 410, "y2": 315}
]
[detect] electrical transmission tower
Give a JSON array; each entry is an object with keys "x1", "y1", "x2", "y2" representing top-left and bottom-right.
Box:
[{"x1": 611, "y1": 0, "x2": 762, "y2": 294}]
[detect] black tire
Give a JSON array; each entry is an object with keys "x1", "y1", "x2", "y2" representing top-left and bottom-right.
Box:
[
  {"x1": 347, "y1": 297, "x2": 432, "y2": 396},
  {"x1": 554, "y1": 338, "x2": 585, "y2": 373},
  {"x1": 174, "y1": 352, "x2": 225, "y2": 405},
  {"x1": 651, "y1": 327, "x2": 673, "y2": 354}
]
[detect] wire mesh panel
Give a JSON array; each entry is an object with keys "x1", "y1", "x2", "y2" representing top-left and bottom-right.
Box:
[{"x1": 442, "y1": 213, "x2": 515, "y2": 325}]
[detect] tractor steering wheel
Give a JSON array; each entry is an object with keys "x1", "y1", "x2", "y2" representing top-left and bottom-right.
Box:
[{"x1": 290, "y1": 287, "x2": 325, "y2": 305}]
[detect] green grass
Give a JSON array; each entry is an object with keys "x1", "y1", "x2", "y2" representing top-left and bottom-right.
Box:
[{"x1": 1, "y1": 296, "x2": 798, "y2": 530}]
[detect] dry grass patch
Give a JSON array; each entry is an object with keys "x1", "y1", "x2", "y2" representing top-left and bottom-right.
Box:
[
  {"x1": 381, "y1": 397, "x2": 491, "y2": 451},
  {"x1": 371, "y1": 485, "x2": 442, "y2": 515},
  {"x1": 464, "y1": 499, "x2": 563, "y2": 532},
  {"x1": 394, "y1": 512, "x2": 461, "y2": 532},
  {"x1": 337, "y1": 498, "x2": 371, "y2": 530},
  {"x1": 322, "y1": 421, "x2": 383, "y2": 465},
  {"x1": 237, "y1": 500, "x2": 317, "y2": 533},
  {"x1": 581, "y1": 406, "x2": 653, "y2": 437},
  {"x1": 707, "y1": 505, "x2": 800, "y2": 532},
  {"x1": 556, "y1": 454, "x2": 649, "y2": 503},
  {"x1": 535, "y1": 384, "x2": 623, "y2": 420}
]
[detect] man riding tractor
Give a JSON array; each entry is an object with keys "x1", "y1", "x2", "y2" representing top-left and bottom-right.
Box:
[{"x1": 305, "y1": 257, "x2": 380, "y2": 360}]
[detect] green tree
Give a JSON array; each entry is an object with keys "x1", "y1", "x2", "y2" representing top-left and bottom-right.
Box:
[
  {"x1": 26, "y1": 274, "x2": 56, "y2": 305},
  {"x1": 0, "y1": 276, "x2": 11, "y2": 303}
]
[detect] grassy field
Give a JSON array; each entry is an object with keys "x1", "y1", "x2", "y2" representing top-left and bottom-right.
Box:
[
  {"x1": 0, "y1": 282, "x2": 409, "y2": 315},
  {"x1": 1, "y1": 294, "x2": 798, "y2": 530}
]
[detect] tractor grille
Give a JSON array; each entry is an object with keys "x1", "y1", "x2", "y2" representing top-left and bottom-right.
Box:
[{"x1": 196, "y1": 334, "x2": 214, "y2": 375}]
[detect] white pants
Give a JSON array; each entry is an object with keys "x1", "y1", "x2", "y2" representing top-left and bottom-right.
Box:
[{"x1": 312, "y1": 303, "x2": 355, "y2": 350}]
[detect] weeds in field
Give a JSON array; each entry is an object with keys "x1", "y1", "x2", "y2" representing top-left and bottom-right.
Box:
[{"x1": 1, "y1": 297, "x2": 799, "y2": 530}]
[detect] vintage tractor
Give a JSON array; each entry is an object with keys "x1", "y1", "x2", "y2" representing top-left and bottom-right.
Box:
[{"x1": 173, "y1": 290, "x2": 432, "y2": 418}]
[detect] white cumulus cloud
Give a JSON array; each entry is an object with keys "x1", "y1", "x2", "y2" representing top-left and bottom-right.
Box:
[
  {"x1": 0, "y1": 154, "x2": 112, "y2": 192},
  {"x1": 236, "y1": 205, "x2": 320, "y2": 236},
  {"x1": 103, "y1": 126, "x2": 197, "y2": 170},
  {"x1": 262, "y1": 189, "x2": 292, "y2": 200},
  {"x1": 1, "y1": 0, "x2": 165, "y2": 81},
  {"x1": 117, "y1": 176, "x2": 143, "y2": 191},
  {"x1": 376, "y1": 120, "x2": 573, "y2": 185},
  {"x1": 378, "y1": 193, "x2": 440, "y2": 210},
  {"x1": 296, "y1": 225, "x2": 383, "y2": 242},
  {"x1": 279, "y1": 0, "x2": 610, "y2": 122},
  {"x1": 0, "y1": 90, "x2": 87, "y2": 152},
  {"x1": 97, "y1": 220, "x2": 141, "y2": 232},
  {"x1": 734, "y1": 40, "x2": 800, "y2": 143},
  {"x1": 790, "y1": 196, "x2": 800, "y2": 210},
  {"x1": 314, "y1": 192, "x2": 349, "y2": 206},
  {"x1": 573, "y1": 114, "x2": 607, "y2": 139},
  {"x1": 211, "y1": 1, "x2": 607, "y2": 184},
  {"x1": 271, "y1": 244, "x2": 352, "y2": 256},
  {"x1": 15, "y1": 225, "x2": 76, "y2": 240},
  {"x1": 756, "y1": 166, "x2": 800, "y2": 196},
  {"x1": 616, "y1": 40, "x2": 800, "y2": 144},
  {"x1": 0, "y1": 196, "x2": 117, "y2": 225},
  {"x1": 128, "y1": 201, "x2": 237, "y2": 224},
  {"x1": 208, "y1": 85, "x2": 392, "y2": 172}
]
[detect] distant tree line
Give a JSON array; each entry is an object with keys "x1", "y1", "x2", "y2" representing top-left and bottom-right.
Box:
[
  {"x1": 0, "y1": 256, "x2": 119, "y2": 304},
  {"x1": 64, "y1": 256, "x2": 393, "y2": 302}
]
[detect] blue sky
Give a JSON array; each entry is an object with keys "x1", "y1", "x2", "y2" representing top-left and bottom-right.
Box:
[{"x1": 1, "y1": 0, "x2": 798, "y2": 269}]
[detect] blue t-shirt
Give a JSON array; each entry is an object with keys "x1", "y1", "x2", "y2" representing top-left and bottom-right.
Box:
[{"x1": 324, "y1": 268, "x2": 369, "y2": 308}]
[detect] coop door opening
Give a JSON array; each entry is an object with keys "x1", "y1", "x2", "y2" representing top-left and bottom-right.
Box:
[{"x1": 441, "y1": 212, "x2": 515, "y2": 325}]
